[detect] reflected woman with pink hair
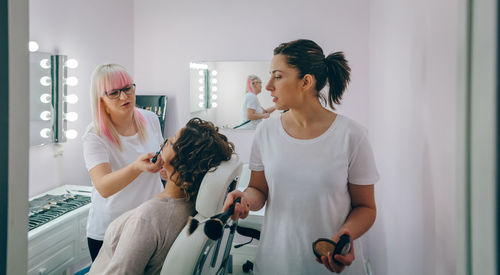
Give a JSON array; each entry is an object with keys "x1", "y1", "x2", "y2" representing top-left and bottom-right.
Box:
[
  {"x1": 238, "y1": 74, "x2": 275, "y2": 129},
  {"x1": 82, "y1": 64, "x2": 164, "y2": 261}
]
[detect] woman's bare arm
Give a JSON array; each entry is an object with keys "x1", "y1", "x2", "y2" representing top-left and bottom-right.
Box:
[
  {"x1": 246, "y1": 109, "x2": 270, "y2": 120},
  {"x1": 89, "y1": 153, "x2": 162, "y2": 198}
]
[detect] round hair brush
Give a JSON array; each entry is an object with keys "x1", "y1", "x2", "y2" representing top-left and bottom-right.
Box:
[{"x1": 186, "y1": 197, "x2": 241, "y2": 240}]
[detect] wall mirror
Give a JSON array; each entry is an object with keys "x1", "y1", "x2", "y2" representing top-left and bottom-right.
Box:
[
  {"x1": 189, "y1": 61, "x2": 276, "y2": 129},
  {"x1": 29, "y1": 49, "x2": 79, "y2": 146}
]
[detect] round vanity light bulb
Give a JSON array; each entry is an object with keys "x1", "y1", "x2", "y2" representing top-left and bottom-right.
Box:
[
  {"x1": 40, "y1": 93, "x2": 51, "y2": 103},
  {"x1": 65, "y1": 58, "x2": 79, "y2": 69},
  {"x1": 212, "y1": 94, "x2": 218, "y2": 100},
  {"x1": 198, "y1": 102, "x2": 205, "y2": 108},
  {"x1": 211, "y1": 102, "x2": 218, "y2": 108},
  {"x1": 65, "y1": 94, "x2": 79, "y2": 104},
  {"x1": 198, "y1": 94, "x2": 204, "y2": 100},
  {"x1": 198, "y1": 78, "x2": 204, "y2": 84},
  {"x1": 211, "y1": 70, "x2": 218, "y2": 76},
  {"x1": 40, "y1": 111, "x2": 51, "y2": 121},
  {"x1": 39, "y1": 59, "x2": 51, "y2": 69},
  {"x1": 66, "y1": 76, "x2": 78, "y2": 86},
  {"x1": 40, "y1": 128, "x2": 51, "y2": 138},
  {"x1": 211, "y1": 78, "x2": 218, "y2": 84},
  {"x1": 40, "y1": 76, "x2": 51, "y2": 86},
  {"x1": 198, "y1": 70, "x2": 205, "y2": 76},
  {"x1": 211, "y1": 86, "x2": 218, "y2": 92},
  {"x1": 65, "y1": 129, "x2": 78, "y2": 139},
  {"x1": 198, "y1": 86, "x2": 204, "y2": 92},
  {"x1": 65, "y1": 112, "x2": 78, "y2": 122},
  {"x1": 29, "y1": 41, "x2": 39, "y2": 52}
]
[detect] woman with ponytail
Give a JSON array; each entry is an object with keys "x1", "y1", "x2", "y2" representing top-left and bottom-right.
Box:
[
  {"x1": 238, "y1": 74, "x2": 275, "y2": 129},
  {"x1": 82, "y1": 64, "x2": 165, "y2": 262},
  {"x1": 223, "y1": 40, "x2": 379, "y2": 274}
]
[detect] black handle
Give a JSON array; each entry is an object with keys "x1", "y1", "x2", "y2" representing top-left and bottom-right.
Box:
[
  {"x1": 213, "y1": 197, "x2": 241, "y2": 223},
  {"x1": 151, "y1": 152, "x2": 160, "y2": 163},
  {"x1": 204, "y1": 197, "x2": 242, "y2": 240},
  {"x1": 332, "y1": 234, "x2": 351, "y2": 265}
]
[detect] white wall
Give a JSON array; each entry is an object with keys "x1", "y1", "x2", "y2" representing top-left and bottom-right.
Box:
[
  {"x1": 29, "y1": 0, "x2": 135, "y2": 196},
  {"x1": 366, "y1": 0, "x2": 459, "y2": 274}
]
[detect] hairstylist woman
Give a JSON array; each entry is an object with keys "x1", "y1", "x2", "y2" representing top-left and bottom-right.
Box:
[
  {"x1": 223, "y1": 39, "x2": 379, "y2": 274},
  {"x1": 82, "y1": 64, "x2": 164, "y2": 261},
  {"x1": 239, "y1": 74, "x2": 275, "y2": 129}
]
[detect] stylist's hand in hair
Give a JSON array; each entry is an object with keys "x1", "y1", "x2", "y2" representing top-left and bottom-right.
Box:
[
  {"x1": 222, "y1": 190, "x2": 250, "y2": 220},
  {"x1": 133, "y1": 153, "x2": 164, "y2": 173},
  {"x1": 315, "y1": 229, "x2": 354, "y2": 273}
]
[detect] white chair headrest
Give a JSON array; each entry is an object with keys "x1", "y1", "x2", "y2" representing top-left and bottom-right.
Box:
[{"x1": 195, "y1": 154, "x2": 242, "y2": 217}]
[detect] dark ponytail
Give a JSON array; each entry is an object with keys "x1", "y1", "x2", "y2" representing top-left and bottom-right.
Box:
[
  {"x1": 273, "y1": 39, "x2": 351, "y2": 109},
  {"x1": 325, "y1": 52, "x2": 351, "y2": 108}
]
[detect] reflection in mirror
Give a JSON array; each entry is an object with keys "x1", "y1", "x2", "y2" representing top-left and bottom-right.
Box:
[
  {"x1": 189, "y1": 61, "x2": 276, "y2": 129},
  {"x1": 29, "y1": 52, "x2": 53, "y2": 146}
]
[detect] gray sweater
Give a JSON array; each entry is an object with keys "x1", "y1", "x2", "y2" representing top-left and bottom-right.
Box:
[{"x1": 89, "y1": 196, "x2": 194, "y2": 275}]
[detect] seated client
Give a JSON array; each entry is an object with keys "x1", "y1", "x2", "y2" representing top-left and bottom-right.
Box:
[{"x1": 89, "y1": 118, "x2": 234, "y2": 274}]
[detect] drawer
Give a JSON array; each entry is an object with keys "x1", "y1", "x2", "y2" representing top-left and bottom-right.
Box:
[
  {"x1": 28, "y1": 241, "x2": 75, "y2": 275},
  {"x1": 28, "y1": 220, "x2": 74, "y2": 260}
]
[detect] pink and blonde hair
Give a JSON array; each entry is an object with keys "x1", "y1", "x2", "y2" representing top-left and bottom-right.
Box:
[
  {"x1": 246, "y1": 74, "x2": 261, "y2": 94},
  {"x1": 90, "y1": 64, "x2": 147, "y2": 150}
]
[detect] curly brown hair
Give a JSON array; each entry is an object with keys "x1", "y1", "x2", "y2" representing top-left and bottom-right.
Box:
[{"x1": 169, "y1": 118, "x2": 235, "y2": 202}]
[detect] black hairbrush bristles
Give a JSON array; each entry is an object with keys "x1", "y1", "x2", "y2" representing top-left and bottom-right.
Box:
[
  {"x1": 204, "y1": 219, "x2": 224, "y2": 240},
  {"x1": 186, "y1": 197, "x2": 241, "y2": 239},
  {"x1": 152, "y1": 138, "x2": 168, "y2": 164},
  {"x1": 186, "y1": 216, "x2": 200, "y2": 236}
]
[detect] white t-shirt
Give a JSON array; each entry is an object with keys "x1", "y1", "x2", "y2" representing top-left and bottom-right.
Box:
[
  {"x1": 240, "y1": 93, "x2": 264, "y2": 130},
  {"x1": 249, "y1": 114, "x2": 379, "y2": 275},
  {"x1": 82, "y1": 108, "x2": 164, "y2": 240}
]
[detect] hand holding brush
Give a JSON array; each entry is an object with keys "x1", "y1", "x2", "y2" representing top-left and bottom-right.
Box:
[{"x1": 186, "y1": 197, "x2": 242, "y2": 240}]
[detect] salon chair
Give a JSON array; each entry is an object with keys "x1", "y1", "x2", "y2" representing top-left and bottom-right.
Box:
[{"x1": 160, "y1": 154, "x2": 243, "y2": 275}]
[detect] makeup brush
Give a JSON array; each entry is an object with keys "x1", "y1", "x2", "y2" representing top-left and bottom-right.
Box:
[
  {"x1": 186, "y1": 197, "x2": 241, "y2": 239},
  {"x1": 186, "y1": 216, "x2": 206, "y2": 237},
  {"x1": 151, "y1": 138, "x2": 168, "y2": 164}
]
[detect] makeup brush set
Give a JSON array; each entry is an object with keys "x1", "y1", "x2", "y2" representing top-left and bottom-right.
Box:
[{"x1": 186, "y1": 197, "x2": 241, "y2": 240}]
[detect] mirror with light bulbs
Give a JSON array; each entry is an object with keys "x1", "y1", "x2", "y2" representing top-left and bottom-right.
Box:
[
  {"x1": 189, "y1": 61, "x2": 275, "y2": 129},
  {"x1": 29, "y1": 46, "x2": 79, "y2": 146}
]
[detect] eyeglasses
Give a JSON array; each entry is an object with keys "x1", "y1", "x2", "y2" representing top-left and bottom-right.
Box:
[
  {"x1": 104, "y1": 84, "x2": 136, "y2": 100},
  {"x1": 151, "y1": 138, "x2": 168, "y2": 164}
]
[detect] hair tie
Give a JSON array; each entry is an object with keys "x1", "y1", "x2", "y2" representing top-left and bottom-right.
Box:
[{"x1": 324, "y1": 57, "x2": 330, "y2": 72}]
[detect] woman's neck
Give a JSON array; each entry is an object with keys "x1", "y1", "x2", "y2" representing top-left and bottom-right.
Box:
[
  {"x1": 287, "y1": 97, "x2": 332, "y2": 127},
  {"x1": 157, "y1": 180, "x2": 186, "y2": 199},
  {"x1": 282, "y1": 97, "x2": 336, "y2": 139}
]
